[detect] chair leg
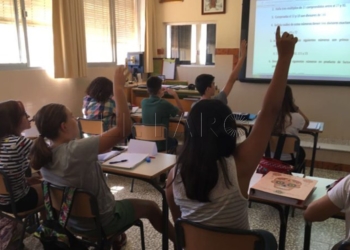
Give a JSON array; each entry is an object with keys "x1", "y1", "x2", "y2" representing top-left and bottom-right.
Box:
[
  {"x1": 18, "y1": 218, "x2": 29, "y2": 250},
  {"x1": 135, "y1": 219, "x2": 145, "y2": 250},
  {"x1": 130, "y1": 179, "x2": 135, "y2": 192},
  {"x1": 291, "y1": 207, "x2": 295, "y2": 217}
]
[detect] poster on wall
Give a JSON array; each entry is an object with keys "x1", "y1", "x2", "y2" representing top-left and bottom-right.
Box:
[{"x1": 202, "y1": 0, "x2": 226, "y2": 14}]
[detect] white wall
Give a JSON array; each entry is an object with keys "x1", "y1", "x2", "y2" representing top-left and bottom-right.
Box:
[{"x1": 156, "y1": 0, "x2": 350, "y2": 141}]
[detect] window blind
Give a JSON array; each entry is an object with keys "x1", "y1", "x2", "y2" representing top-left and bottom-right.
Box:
[
  {"x1": 24, "y1": 0, "x2": 52, "y2": 67},
  {"x1": 84, "y1": 0, "x2": 113, "y2": 63},
  {"x1": 114, "y1": 0, "x2": 137, "y2": 64},
  {"x1": 0, "y1": 0, "x2": 24, "y2": 63}
]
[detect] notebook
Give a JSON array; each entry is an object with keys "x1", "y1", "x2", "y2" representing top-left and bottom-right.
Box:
[
  {"x1": 103, "y1": 153, "x2": 148, "y2": 169},
  {"x1": 98, "y1": 150, "x2": 123, "y2": 162},
  {"x1": 307, "y1": 122, "x2": 321, "y2": 130},
  {"x1": 131, "y1": 107, "x2": 139, "y2": 113}
]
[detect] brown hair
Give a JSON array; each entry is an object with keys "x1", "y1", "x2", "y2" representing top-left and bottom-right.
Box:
[
  {"x1": 0, "y1": 100, "x2": 26, "y2": 139},
  {"x1": 30, "y1": 104, "x2": 67, "y2": 170},
  {"x1": 146, "y1": 76, "x2": 162, "y2": 95},
  {"x1": 273, "y1": 85, "x2": 298, "y2": 134},
  {"x1": 86, "y1": 77, "x2": 113, "y2": 103}
]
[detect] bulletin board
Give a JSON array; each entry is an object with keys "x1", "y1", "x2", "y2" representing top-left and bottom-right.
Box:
[{"x1": 162, "y1": 59, "x2": 176, "y2": 80}]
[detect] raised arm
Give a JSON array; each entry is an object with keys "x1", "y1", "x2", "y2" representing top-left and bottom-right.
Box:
[
  {"x1": 222, "y1": 40, "x2": 247, "y2": 97},
  {"x1": 166, "y1": 88, "x2": 184, "y2": 115},
  {"x1": 234, "y1": 27, "x2": 298, "y2": 195},
  {"x1": 98, "y1": 66, "x2": 131, "y2": 153}
]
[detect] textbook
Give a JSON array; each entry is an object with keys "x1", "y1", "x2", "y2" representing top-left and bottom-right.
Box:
[{"x1": 249, "y1": 171, "x2": 318, "y2": 207}]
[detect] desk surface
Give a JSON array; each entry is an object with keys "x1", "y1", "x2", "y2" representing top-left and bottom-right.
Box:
[{"x1": 101, "y1": 153, "x2": 176, "y2": 179}]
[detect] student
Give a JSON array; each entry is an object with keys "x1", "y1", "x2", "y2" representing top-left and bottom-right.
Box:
[
  {"x1": 192, "y1": 40, "x2": 247, "y2": 108},
  {"x1": 0, "y1": 100, "x2": 43, "y2": 213},
  {"x1": 165, "y1": 27, "x2": 297, "y2": 249},
  {"x1": 304, "y1": 175, "x2": 350, "y2": 249},
  {"x1": 141, "y1": 76, "x2": 184, "y2": 152},
  {"x1": 272, "y1": 85, "x2": 309, "y2": 167},
  {"x1": 82, "y1": 77, "x2": 116, "y2": 131},
  {"x1": 30, "y1": 66, "x2": 175, "y2": 249}
]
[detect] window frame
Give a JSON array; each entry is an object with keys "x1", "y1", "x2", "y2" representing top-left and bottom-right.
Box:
[
  {"x1": 85, "y1": 0, "x2": 142, "y2": 66},
  {"x1": 165, "y1": 22, "x2": 217, "y2": 66},
  {"x1": 0, "y1": 0, "x2": 142, "y2": 70}
]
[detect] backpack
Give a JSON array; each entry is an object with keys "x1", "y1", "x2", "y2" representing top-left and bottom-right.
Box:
[{"x1": 34, "y1": 182, "x2": 88, "y2": 250}]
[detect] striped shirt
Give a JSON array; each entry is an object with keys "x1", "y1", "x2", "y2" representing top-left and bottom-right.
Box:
[
  {"x1": 173, "y1": 156, "x2": 249, "y2": 229},
  {"x1": 82, "y1": 95, "x2": 116, "y2": 131},
  {"x1": 0, "y1": 135, "x2": 32, "y2": 205}
]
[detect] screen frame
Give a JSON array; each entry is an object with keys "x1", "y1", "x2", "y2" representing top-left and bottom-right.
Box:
[{"x1": 239, "y1": 0, "x2": 350, "y2": 86}]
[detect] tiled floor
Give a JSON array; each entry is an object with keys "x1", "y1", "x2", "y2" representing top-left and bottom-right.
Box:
[{"x1": 23, "y1": 167, "x2": 348, "y2": 250}]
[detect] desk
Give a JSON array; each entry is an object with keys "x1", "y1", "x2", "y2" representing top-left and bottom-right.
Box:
[
  {"x1": 236, "y1": 119, "x2": 324, "y2": 176},
  {"x1": 102, "y1": 153, "x2": 176, "y2": 250},
  {"x1": 250, "y1": 174, "x2": 342, "y2": 250}
]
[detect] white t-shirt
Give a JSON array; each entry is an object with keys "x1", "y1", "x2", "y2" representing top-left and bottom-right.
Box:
[
  {"x1": 279, "y1": 112, "x2": 305, "y2": 161},
  {"x1": 328, "y1": 174, "x2": 350, "y2": 242}
]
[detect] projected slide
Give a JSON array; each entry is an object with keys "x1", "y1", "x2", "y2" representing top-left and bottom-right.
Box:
[{"x1": 244, "y1": 0, "x2": 350, "y2": 82}]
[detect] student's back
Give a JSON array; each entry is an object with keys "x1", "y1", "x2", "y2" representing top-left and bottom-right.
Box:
[{"x1": 83, "y1": 77, "x2": 116, "y2": 131}]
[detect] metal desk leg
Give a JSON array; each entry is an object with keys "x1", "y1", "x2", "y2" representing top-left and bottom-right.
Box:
[
  {"x1": 304, "y1": 221, "x2": 312, "y2": 250},
  {"x1": 148, "y1": 180, "x2": 169, "y2": 250},
  {"x1": 310, "y1": 133, "x2": 318, "y2": 176}
]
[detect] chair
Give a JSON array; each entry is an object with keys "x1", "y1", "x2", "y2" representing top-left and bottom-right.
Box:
[
  {"x1": 265, "y1": 134, "x2": 305, "y2": 173},
  {"x1": 131, "y1": 123, "x2": 168, "y2": 152},
  {"x1": 175, "y1": 219, "x2": 277, "y2": 250},
  {"x1": 77, "y1": 118, "x2": 104, "y2": 138},
  {"x1": 0, "y1": 170, "x2": 43, "y2": 250},
  {"x1": 130, "y1": 123, "x2": 169, "y2": 192},
  {"x1": 332, "y1": 241, "x2": 350, "y2": 250},
  {"x1": 48, "y1": 183, "x2": 145, "y2": 250}
]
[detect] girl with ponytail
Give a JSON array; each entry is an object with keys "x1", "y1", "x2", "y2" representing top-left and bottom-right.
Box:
[{"x1": 30, "y1": 66, "x2": 175, "y2": 247}]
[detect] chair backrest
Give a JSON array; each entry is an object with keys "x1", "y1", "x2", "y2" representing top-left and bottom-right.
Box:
[
  {"x1": 77, "y1": 118, "x2": 104, "y2": 138},
  {"x1": 49, "y1": 184, "x2": 99, "y2": 219},
  {"x1": 0, "y1": 170, "x2": 9, "y2": 195},
  {"x1": 175, "y1": 219, "x2": 269, "y2": 250},
  {"x1": 269, "y1": 134, "x2": 300, "y2": 155},
  {"x1": 132, "y1": 123, "x2": 167, "y2": 142}
]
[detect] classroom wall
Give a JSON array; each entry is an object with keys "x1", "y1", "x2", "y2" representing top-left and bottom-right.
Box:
[
  {"x1": 0, "y1": 67, "x2": 115, "y2": 117},
  {"x1": 156, "y1": 0, "x2": 350, "y2": 143}
]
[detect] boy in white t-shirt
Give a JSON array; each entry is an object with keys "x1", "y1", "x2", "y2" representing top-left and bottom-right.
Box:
[{"x1": 304, "y1": 175, "x2": 350, "y2": 249}]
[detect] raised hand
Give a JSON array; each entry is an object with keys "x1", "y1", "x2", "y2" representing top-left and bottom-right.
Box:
[
  {"x1": 113, "y1": 65, "x2": 128, "y2": 88},
  {"x1": 166, "y1": 88, "x2": 178, "y2": 97},
  {"x1": 275, "y1": 26, "x2": 298, "y2": 59},
  {"x1": 240, "y1": 40, "x2": 247, "y2": 58}
]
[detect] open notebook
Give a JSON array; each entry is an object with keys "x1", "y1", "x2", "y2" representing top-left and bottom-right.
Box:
[
  {"x1": 98, "y1": 150, "x2": 123, "y2": 162},
  {"x1": 102, "y1": 153, "x2": 149, "y2": 169}
]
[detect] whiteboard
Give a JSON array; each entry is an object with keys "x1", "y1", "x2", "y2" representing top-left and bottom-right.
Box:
[{"x1": 162, "y1": 59, "x2": 176, "y2": 80}]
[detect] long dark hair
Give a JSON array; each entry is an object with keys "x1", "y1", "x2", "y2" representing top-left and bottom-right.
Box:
[
  {"x1": 273, "y1": 85, "x2": 298, "y2": 134},
  {"x1": 86, "y1": 77, "x2": 113, "y2": 103},
  {"x1": 174, "y1": 100, "x2": 237, "y2": 202},
  {"x1": 0, "y1": 100, "x2": 26, "y2": 140},
  {"x1": 30, "y1": 104, "x2": 67, "y2": 170}
]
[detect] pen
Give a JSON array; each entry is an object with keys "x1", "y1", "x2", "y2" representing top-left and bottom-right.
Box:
[{"x1": 109, "y1": 159, "x2": 128, "y2": 164}]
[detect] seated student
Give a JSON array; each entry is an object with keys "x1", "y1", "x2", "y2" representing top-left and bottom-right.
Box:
[
  {"x1": 304, "y1": 175, "x2": 350, "y2": 249},
  {"x1": 83, "y1": 77, "x2": 116, "y2": 131},
  {"x1": 0, "y1": 100, "x2": 43, "y2": 213},
  {"x1": 141, "y1": 76, "x2": 183, "y2": 152},
  {"x1": 165, "y1": 27, "x2": 297, "y2": 249},
  {"x1": 271, "y1": 85, "x2": 309, "y2": 167},
  {"x1": 30, "y1": 67, "x2": 175, "y2": 249},
  {"x1": 191, "y1": 40, "x2": 247, "y2": 108}
]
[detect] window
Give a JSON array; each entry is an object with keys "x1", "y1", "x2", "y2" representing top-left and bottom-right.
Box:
[
  {"x1": 166, "y1": 23, "x2": 217, "y2": 65},
  {"x1": 84, "y1": 0, "x2": 140, "y2": 64},
  {"x1": 0, "y1": 0, "x2": 52, "y2": 67}
]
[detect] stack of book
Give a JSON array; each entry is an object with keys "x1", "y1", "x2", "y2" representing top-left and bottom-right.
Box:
[{"x1": 249, "y1": 171, "x2": 318, "y2": 208}]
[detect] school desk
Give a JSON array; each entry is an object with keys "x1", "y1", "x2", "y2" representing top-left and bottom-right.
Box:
[{"x1": 101, "y1": 152, "x2": 176, "y2": 250}]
